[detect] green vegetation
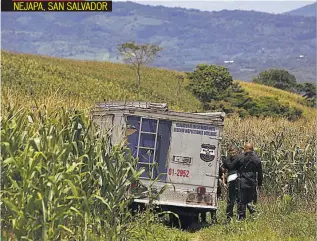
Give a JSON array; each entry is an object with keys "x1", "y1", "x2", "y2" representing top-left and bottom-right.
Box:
[
  {"x1": 1, "y1": 51, "x2": 316, "y2": 240},
  {"x1": 1, "y1": 105, "x2": 147, "y2": 240},
  {"x1": 130, "y1": 197, "x2": 317, "y2": 241},
  {"x1": 192, "y1": 198, "x2": 316, "y2": 241},
  {"x1": 252, "y1": 68, "x2": 316, "y2": 107},
  {"x1": 242, "y1": 96, "x2": 303, "y2": 120},
  {"x1": 187, "y1": 64, "x2": 234, "y2": 103},
  {"x1": 2, "y1": 104, "x2": 315, "y2": 241},
  {"x1": 298, "y1": 82, "x2": 317, "y2": 107},
  {"x1": 222, "y1": 115, "x2": 316, "y2": 200},
  {"x1": 252, "y1": 68, "x2": 298, "y2": 92},
  {"x1": 238, "y1": 81, "x2": 316, "y2": 120},
  {"x1": 1, "y1": 51, "x2": 201, "y2": 113},
  {"x1": 187, "y1": 64, "x2": 304, "y2": 120}
]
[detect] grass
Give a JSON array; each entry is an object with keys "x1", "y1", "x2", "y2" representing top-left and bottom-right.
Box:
[
  {"x1": 192, "y1": 196, "x2": 316, "y2": 241},
  {"x1": 126, "y1": 197, "x2": 316, "y2": 241}
]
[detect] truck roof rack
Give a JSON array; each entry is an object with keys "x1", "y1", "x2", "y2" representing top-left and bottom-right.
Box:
[
  {"x1": 195, "y1": 112, "x2": 226, "y2": 118},
  {"x1": 91, "y1": 101, "x2": 226, "y2": 124},
  {"x1": 93, "y1": 101, "x2": 169, "y2": 111}
]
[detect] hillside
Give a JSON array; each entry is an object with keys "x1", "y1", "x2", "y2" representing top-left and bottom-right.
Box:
[
  {"x1": 2, "y1": 51, "x2": 315, "y2": 120},
  {"x1": 1, "y1": 1, "x2": 316, "y2": 83},
  {"x1": 285, "y1": 2, "x2": 316, "y2": 17},
  {"x1": 1, "y1": 51, "x2": 201, "y2": 112},
  {"x1": 238, "y1": 81, "x2": 314, "y2": 119}
]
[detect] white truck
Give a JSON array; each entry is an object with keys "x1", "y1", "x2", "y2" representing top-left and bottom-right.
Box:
[{"x1": 91, "y1": 101, "x2": 225, "y2": 228}]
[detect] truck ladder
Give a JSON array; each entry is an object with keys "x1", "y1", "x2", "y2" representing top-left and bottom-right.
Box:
[{"x1": 136, "y1": 117, "x2": 160, "y2": 179}]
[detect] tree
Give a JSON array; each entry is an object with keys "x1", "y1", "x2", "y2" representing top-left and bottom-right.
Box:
[
  {"x1": 117, "y1": 41, "x2": 162, "y2": 87},
  {"x1": 186, "y1": 64, "x2": 233, "y2": 103},
  {"x1": 252, "y1": 68, "x2": 298, "y2": 92},
  {"x1": 186, "y1": 64, "x2": 254, "y2": 113},
  {"x1": 297, "y1": 82, "x2": 316, "y2": 106}
]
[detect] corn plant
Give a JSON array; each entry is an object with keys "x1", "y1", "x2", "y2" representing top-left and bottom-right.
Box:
[
  {"x1": 1, "y1": 104, "x2": 144, "y2": 241},
  {"x1": 222, "y1": 115, "x2": 316, "y2": 202}
]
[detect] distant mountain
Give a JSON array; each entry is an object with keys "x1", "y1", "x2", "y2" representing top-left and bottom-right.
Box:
[
  {"x1": 1, "y1": 1, "x2": 316, "y2": 83},
  {"x1": 284, "y1": 2, "x2": 316, "y2": 17}
]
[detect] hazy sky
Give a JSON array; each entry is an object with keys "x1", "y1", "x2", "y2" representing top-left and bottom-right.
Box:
[{"x1": 114, "y1": 0, "x2": 315, "y2": 14}]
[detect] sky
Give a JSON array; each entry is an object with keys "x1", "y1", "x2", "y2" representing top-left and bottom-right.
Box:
[{"x1": 114, "y1": 0, "x2": 315, "y2": 14}]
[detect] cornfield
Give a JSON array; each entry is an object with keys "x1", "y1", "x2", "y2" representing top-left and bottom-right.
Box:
[
  {"x1": 1, "y1": 51, "x2": 316, "y2": 240},
  {"x1": 1, "y1": 105, "x2": 145, "y2": 241},
  {"x1": 222, "y1": 115, "x2": 316, "y2": 202},
  {"x1": 2, "y1": 102, "x2": 316, "y2": 239},
  {"x1": 1, "y1": 51, "x2": 201, "y2": 113}
]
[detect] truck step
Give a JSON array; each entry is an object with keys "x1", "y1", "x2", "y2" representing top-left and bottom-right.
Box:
[
  {"x1": 140, "y1": 131, "x2": 157, "y2": 135},
  {"x1": 138, "y1": 146, "x2": 156, "y2": 150}
]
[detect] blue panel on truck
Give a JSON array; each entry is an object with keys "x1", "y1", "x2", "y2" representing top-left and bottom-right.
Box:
[
  {"x1": 156, "y1": 120, "x2": 172, "y2": 181},
  {"x1": 141, "y1": 118, "x2": 157, "y2": 133},
  {"x1": 139, "y1": 133, "x2": 156, "y2": 148},
  {"x1": 138, "y1": 148, "x2": 154, "y2": 163},
  {"x1": 126, "y1": 116, "x2": 172, "y2": 181}
]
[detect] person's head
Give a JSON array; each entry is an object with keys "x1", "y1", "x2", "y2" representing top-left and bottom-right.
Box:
[
  {"x1": 229, "y1": 145, "x2": 239, "y2": 155},
  {"x1": 243, "y1": 143, "x2": 254, "y2": 153}
]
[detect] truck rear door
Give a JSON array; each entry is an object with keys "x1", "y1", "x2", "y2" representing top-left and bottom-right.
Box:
[{"x1": 167, "y1": 121, "x2": 221, "y2": 187}]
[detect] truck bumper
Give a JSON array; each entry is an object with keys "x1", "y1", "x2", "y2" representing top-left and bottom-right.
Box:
[{"x1": 133, "y1": 198, "x2": 217, "y2": 210}]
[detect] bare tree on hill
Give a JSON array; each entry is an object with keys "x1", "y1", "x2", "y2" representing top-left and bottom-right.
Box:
[{"x1": 118, "y1": 41, "x2": 162, "y2": 87}]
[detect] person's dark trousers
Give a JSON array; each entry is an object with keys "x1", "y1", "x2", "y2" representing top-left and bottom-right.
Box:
[
  {"x1": 226, "y1": 179, "x2": 238, "y2": 220},
  {"x1": 238, "y1": 187, "x2": 255, "y2": 220},
  {"x1": 253, "y1": 186, "x2": 258, "y2": 204},
  {"x1": 246, "y1": 186, "x2": 257, "y2": 214}
]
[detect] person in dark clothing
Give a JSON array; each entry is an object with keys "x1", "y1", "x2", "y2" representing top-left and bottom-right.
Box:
[
  {"x1": 222, "y1": 145, "x2": 243, "y2": 222},
  {"x1": 246, "y1": 154, "x2": 262, "y2": 215},
  {"x1": 235, "y1": 143, "x2": 263, "y2": 220}
]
